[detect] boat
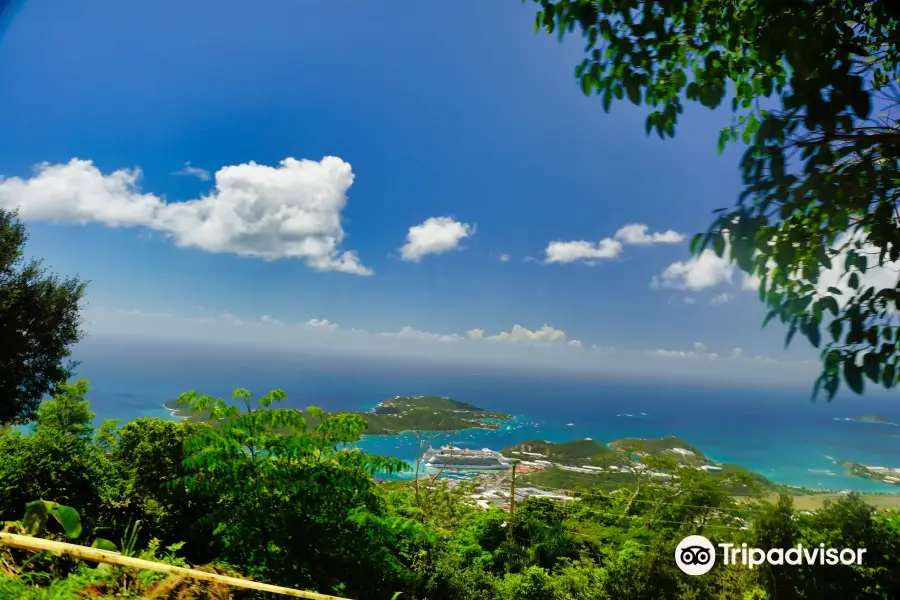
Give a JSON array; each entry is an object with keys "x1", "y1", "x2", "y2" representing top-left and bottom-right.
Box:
[{"x1": 423, "y1": 445, "x2": 510, "y2": 471}]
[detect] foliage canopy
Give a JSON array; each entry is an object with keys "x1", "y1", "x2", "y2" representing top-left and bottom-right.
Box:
[
  {"x1": 1, "y1": 380, "x2": 899, "y2": 599},
  {"x1": 0, "y1": 208, "x2": 86, "y2": 424},
  {"x1": 527, "y1": 0, "x2": 900, "y2": 398}
]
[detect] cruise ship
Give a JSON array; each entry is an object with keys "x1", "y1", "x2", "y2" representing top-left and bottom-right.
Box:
[{"x1": 423, "y1": 446, "x2": 510, "y2": 471}]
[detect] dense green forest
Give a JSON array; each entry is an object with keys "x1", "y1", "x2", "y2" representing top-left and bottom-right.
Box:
[
  {"x1": 1, "y1": 382, "x2": 899, "y2": 599},
  {"x1": 166, "y1": 394, "x2": 513, "y2": 436}
]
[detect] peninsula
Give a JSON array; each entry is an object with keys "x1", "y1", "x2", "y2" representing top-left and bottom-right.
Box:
[
  {"x1": 164, "y1": 394, "x2": 513, "y2": 435},
  {"x1": 844, "y1": 415, "x2": 899, "y2": 426},
  {"x1": 834, "y1": 460, "x2": 900, "y2": 485},
  {"x1": 502, "y1": 436, "x2": 775, "y2": 495}
]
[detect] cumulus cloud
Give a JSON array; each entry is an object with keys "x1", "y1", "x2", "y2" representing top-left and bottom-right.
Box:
[
  {"x1": 499, "y1": 254, "x2": 511, "y2": 262},
  {"x1": 566, "y1": 339, "x2": 583, "y2": 348},
  {"x1": 399, "y1": 217, "x2": 474, "y2": 262},
  {"x1": 652, "y1": 249, "x2": 734, "y2": 291},
  {"x1": 171, "y1": 161, "x2": 211, "y2": 181},
  {"x1": 486, "y1": 324, "x2": 568, "y2": 344},
  {"x1": 544, "y1": 239, "x2": 623, "y2": 264},
  {"x1": 544, "y1": 223, "x2": 682, "y2": 265},
  {"x1": 614, "y1": 223, "x2": 685, "y2": 245},
  {"x1": 467, "y1": 328, "x2": 485, "y2": 340},
  {"x1": 305, "y1": 318, "x2": 339, "y2": 330},
  {"x1": 0, "y1": 157, "x2": 372, "y2": 275}
]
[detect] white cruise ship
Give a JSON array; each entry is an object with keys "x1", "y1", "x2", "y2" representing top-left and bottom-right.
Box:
[{"x1": 423, "y1": 446, "x2": 510, "y2": 471}]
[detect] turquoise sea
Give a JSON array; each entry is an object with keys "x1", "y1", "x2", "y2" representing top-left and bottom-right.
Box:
[{"x1": 70, "y1": 337, "x2": 900, "y2": 493}]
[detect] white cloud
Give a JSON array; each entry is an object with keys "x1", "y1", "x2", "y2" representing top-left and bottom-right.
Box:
[
  {"x1": 566, "y1": 339, "x2": 583, "y2": 348},
  {"x1": 709, "y1": 292, "x2": 733, "y2": 305},
  {"x1": 467, "y1": 328, "x2": 485, "y2": 340},
  {"x1": 614, "y1": 223, "x2": 685, "y2": 245},
  {"x1": 305, "y1": 318, "x2": 339, "y2": 330},
  {"x1": 814, "y1": 238, "x2": 900, "y2": 306},
  {"x1": 729, "y1": 347, "x2": 745, "y2": 360},
  {"x1": 87, "y1": 307, "x2": 817, "y2": 385},
  {"x1": 259, "y1": 315, "x2": 282, "y2": 325},
  {"x1": 499, "y1": 254, "x2": 510, "y2": 262},
  {"x1": 544, "y1": 223, "x2": 683, "y2": 266},
  {"x1": 380, "y1": 326, "x2": 464, "y2": 343},
  {"x1": 399, "y1": 217, "x2": 474, "y2": 262},
  {"x1": 650, "y1": 341, "x2": 781, "y2": 365},
  {"x1": 0, "y1": 157, "x2": 372, "y2": 275},
  {"x1": 486, "y1": 324, "x2": 567, "y2": 344},
  {"x1": 654, "y1": 230, "x2": 900, "y2": 306},
  {"x1": 544, "y1": 239, "x2": 623, "y2": 264},
  {"x1": 652, "y1": 249, "x2": 734, "y2": 291},
  {"x1": 649, "y1": 341, "x2": 718, "y2": 360},
  {"x1": 171, "y1": 161, "x2": 211, "y2": 181}
]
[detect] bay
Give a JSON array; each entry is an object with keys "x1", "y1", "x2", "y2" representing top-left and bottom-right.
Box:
[{"x1": 71, "y1": 336, "x2": 900, "y2": 493}]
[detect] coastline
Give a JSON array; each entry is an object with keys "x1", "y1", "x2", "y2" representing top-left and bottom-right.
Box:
[{"x1": 155, "y1": 400, "x2": 899, "y2": 493}]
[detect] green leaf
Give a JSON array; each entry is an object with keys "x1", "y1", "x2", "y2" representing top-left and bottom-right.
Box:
[
  {"x1": 625, "y1": 78, "x2": 640, "y2": 104},
  {"x1": 807, "y1": 323, "x2": 821, "y2": 348},
  {"x1": 851, "y1": 86, "x2": 871, "y2": 119},
  {"x1": 822, "y1": 296, "x2": 839, "y2": 316},
  {"x1": 50, "y1": 504, "x2": 82, "y2": 539},
  {"x1": 92, "y1": 538, "x2": 118, "y2": 552},
  {"x1": 581, "y1": 74, "x2": 592, "y2": 96},
  {"x1": 712, "y1": 233, "x2": 726, "y2": 257},
  {"x1": 843, "y1": 358, "x2": 864, "y2": 394},
  {"x1": 863, "y1": 352, "x2": 880, "y2": 383},
  {"x1": 22, "y1": 500, "x2": 82, "y2": 539},
  {"x1": 21, "y1": 500, "x2": 47, "y2": 536},
  {"x1": 689, "y1": 233, "x2": 703, "y2": 255},
  {"x1": 882, "y1": 363, "x2": 895, "y2": 388}
]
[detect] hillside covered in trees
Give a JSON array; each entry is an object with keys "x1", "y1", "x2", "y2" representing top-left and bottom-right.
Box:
[{"x1": 1, "y1": 383, "x2": 899, "y2": 599}]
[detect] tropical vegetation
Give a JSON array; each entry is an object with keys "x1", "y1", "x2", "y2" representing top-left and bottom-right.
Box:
[
  {"x1": 1, "y1": 381, "x2": 899, "y2": 599},
  {"x1": 527, "y1": 0, "x2": 900, "y2": 398}
]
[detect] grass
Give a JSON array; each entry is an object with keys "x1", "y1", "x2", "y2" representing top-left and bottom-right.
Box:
[{"x1": 738, "y1": 492, "x2": 900, "y2": 511}]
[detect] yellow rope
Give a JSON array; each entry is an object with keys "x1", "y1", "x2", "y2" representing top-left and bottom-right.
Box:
[{"x1": 0, "y1": 532, "x2": 352, "y2": 600}]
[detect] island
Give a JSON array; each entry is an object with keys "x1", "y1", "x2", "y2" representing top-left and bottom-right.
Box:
[
  {"x1": 164, "y1": 394, "x2": 513, "y2": 435},
  {"x1": 834, "y1": 460, "x2": 900, "y2": 485},
  {"x1": 501, "y1": 436, "x2": 775, "y2": 495},
  {"x1": 844, "y1": 415, "x2": 899, "y2": 426}
]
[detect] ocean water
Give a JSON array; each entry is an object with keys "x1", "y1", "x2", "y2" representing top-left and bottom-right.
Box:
[{"x1": 69, "y1": 337, "x2": 900, "y2": 493}]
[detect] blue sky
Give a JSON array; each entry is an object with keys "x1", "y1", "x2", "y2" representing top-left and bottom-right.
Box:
[{"x1": 0, "y1": 0, "x2": 826, "y2": 383}]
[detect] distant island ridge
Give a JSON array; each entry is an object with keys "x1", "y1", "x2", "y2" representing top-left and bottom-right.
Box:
[
  {"x1": 164, "y1": 394, "x2": 513, "y2": 435},
  {"x1": 840, "y1": 415, "x2": 899, "y2": 426}
]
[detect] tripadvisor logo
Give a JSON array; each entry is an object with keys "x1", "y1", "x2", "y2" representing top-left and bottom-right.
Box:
[
  {"x1": 676, "y1": 535, "x2": 716, "y2": 575},
  {"x1": 675, "y1": 535, "x2": 867, "y2": 575}
]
